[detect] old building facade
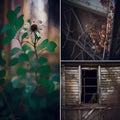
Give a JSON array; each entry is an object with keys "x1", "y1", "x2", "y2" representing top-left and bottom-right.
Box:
[{"x1": 61, "y1": 62, "x2": 120, "y2": 120}]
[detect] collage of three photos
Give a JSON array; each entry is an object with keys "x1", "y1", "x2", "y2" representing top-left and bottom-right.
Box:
[{"x1": 0, "y1": 0, "x2": 120, "y2": 120}]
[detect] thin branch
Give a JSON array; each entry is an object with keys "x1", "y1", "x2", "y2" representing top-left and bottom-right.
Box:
[
  {"x1": 25, "y1": 41, "x2": 34, "y2": 47},
  {"x1": 38, "y1": 47, "x2": 47, "y2": 56}
]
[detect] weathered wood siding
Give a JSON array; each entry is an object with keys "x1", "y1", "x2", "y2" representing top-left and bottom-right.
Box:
[
  {"x1": 62, "y1": 65, "x2": 120, "y2": 105},
  {"x1": 61, "y1": 65, "x2": 120, "y2": 120},
  {"x1": 61, "y1": 66, "x2": 80, "y2": 105},
  {"x1": 100, "y1": 67, "x2": 120, "y2": 104}
]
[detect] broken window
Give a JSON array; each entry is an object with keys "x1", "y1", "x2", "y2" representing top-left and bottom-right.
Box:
[
  {"x1": 81, "y1": 68, "x2": 98, "y2": 103},
  {"x1": 61, "y1": 0, "x2": 115, "y2": 60}
]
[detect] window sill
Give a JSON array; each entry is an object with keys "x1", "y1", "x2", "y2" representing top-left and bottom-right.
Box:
[{"x1": 62, "y1": 104, "x2": 107, "y2": 110}]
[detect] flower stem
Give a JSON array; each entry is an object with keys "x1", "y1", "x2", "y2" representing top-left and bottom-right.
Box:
[{"x1": 33, "y1": 41, "x2": 38, "y2": 82}]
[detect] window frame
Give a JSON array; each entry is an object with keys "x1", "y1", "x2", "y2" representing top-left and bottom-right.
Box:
[{"x1": 79, "y1": 66, "x2": 100, "y2": 104}]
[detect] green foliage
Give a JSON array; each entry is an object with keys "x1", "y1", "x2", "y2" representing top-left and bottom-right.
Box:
[
  {"x1": 47, "y1": 41, "x2": 57, "y2": 52},
  {"x1": 38, "y1": 77, "x2": 50, "y2": 87},
  {"x1": 25, "y1": 82, "x2": 36, "y2": 94},
  {"x1": 7, "y1": 10, "x2": 17, "y2": 25},
  {"x1": 6, "y1": 27, "x2": 16, "y2": 38},
  {"x1": 9, "y1": 58, "x2": 18, "y2": 66},
  {"x1": 35, "y1": 33, "x2": 41, "y2": 41},
  {"x1": 30, "y1": 59, "x2": 38, "y2": 71},
  {"x1": 10, "y1": 47, "x2": 21, "y2": 56},
  {"x1": 51, "y1": 74, "x2": 60, "y2": 82},
  {"x1": 37, "y1": 39, "x2": 48, "y2": 50},
  {"x1": 19, "y1": 53, "x2": 29, "y2": 62},
  {"x1": 22, "y1": 44, "x2": 32, "y2": 52},
  {"x1": 14, "y1": 6, "x2": 21, "y2": 15},
  {"x1": 1, "y1": 26, "x2": 16, "y2": 44},
  {"x1": 27, "y1": 51, "x2": 35, "y2": 58},
  {"x1": 0, "y1": 6, "x2": 59, "y2": 120},
  {"x1": 12, "y1": 79, "x2": 20, "y2": 88},
  {"x1": 27, "y1": 19, "x2": 31, "y2": 24},
  {"x1": 0, "y1": 24, "x2": 11, "y2": 34},
  {"x1": 22, "y1": 32, "x2": 28, "y2": 40},
  {"x1": 48, "y1": 81, "x2": 55, "y2": 93},
  {"x1": 38, "y1": 56, "x2": 48, "y2": 65},
  {"x1": 17, "y1": 67, "x2": 27, "y2": 76},
  {"x1": 15, "y1": 15, "x2": 24, "y2": 30},
  {"x1": 2, "y1": 36, "x2": 12, "y2": 44},
  {"x1": 38, "y1": 65, "x2": 51, "y2": 75}
]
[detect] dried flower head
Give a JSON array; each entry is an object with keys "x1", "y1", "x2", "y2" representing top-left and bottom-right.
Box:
[{"x1": 22, "y1": 20, "x2": 43, "y2": 41}]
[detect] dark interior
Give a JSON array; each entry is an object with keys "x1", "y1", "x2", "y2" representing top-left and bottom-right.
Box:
[{"x1": 81, "y1": 69, "x2": 98, "y2": 103}]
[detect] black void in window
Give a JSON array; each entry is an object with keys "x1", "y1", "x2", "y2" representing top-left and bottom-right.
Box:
[{"x1": 81, "y1": 69, "x2": 98, "y2": 103}]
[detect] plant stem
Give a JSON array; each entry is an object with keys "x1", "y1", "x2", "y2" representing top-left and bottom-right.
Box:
[
  {"x1": 34, "y1": 42, "x2": 38, "y2": 60},
  {"x1": 33, "y1": 41, "x2": 38, "y2": 82}
]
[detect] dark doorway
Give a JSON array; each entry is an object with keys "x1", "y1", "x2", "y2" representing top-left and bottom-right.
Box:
[{"x1": 81, "y1": 68, "x2": 98, "y2": 103}]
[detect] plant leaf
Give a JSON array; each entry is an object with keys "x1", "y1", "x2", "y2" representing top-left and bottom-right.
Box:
[
  {"x1": 9, "y1": 58, "x2": 18, "y2": 66},
  {"x1": 0, "y1": 24, "x2": 11, "y2": 34},
  {"x1": 48, "y1": 81, "x2": 55, "y2": 93},
  {"x1": 10, "y1": 48, "x2": 21, "y2": 56},
  {"x1": 47, "y1": 41, "x2": 57, "y2": 52},
  {"x1": 0, "y1": 69, "x2": 6, "y2": 78},
  {"x1": 2, "y1": 36, "x2": 11, "y2": 44},
  {"x1": 19, "y1": 53, "x2": 29, "y2": 62},
  {"x1": 51, "y1": 74, "x2": 60, "y2": 82},
  {"x1": 38, "y1": 77, "x2": 49, "y2": 87},
  {"x1": 22, "y1": 44, "x2": 32, "y2": 52},
  {"x1": 35, "y1": 33, "x2": 41, "y2": 41},
  {"x1": 14, "y1": 6, "x2": 21, "y2": 15},
  {"x1": 37, "y1": 39, "x2": 48, "y2": 50},
  {"x1": 15, "y1": 15, "x2": 24, "y2": 30},
  {"x1": 6, "y1": 27, "x2": 16, "y2": 37},
  {"x1": 17, "y1": 67, "x2": 26, "y2": 76},
  {"x1": 1, "y1": 26, "x2": 16, "y2": 44},
  {"x1": 38, "y1": 65, "x2": 51, "y2": 75},
  {"x1": 38, "y1": 56, "x2": 48, "y2": 65},
  {"x1": 27, "y1": 51, "x2": 35, "y2": 58},
  {"x1": 22, "y1": 32, "x2": 28, "y2": 40},
  {"x1": 7, "y1": 10, "x2": 17, "y2": 25},
  {"x1": 27, "y1": 19, "x2": 31, "y2": 24}
]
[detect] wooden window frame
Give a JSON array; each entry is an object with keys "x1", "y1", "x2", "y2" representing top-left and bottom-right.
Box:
[{"x1": 81, "y1": 67, "x2": 98, "y2": 104}]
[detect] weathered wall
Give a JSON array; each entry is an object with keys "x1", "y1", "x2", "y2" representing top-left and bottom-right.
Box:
[
  {"x1": 61, "y1": 65, "x2": 120, "y2": 120},
  {"x1": 100, "y1": 67, "x2": 120, "y2": 104},
  {"x1": 61, "y1": 66, "x2": 80, "y2": 105}
]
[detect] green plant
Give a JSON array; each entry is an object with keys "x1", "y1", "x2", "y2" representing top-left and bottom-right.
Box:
[{"x1": 0, "y1": 6, "x2": 59, "y2": 120}]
